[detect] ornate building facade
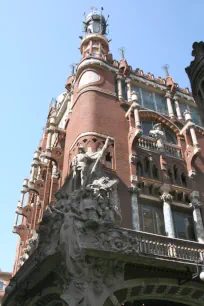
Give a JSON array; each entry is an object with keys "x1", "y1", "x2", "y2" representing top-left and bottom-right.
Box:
[{"x1": 3, "y1": 9, "x2": 204, "y2": 306}]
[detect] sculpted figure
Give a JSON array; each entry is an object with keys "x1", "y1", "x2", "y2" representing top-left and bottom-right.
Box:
[
  {"x1": 149, "y1": 123, "x2": 166, "y2": 151},
  {"x1": 71, "y1": 137, "x2": 110, "y2": 190},
  {"x1": 50, "y1": 201, "x2": 85, "y2": 277}
]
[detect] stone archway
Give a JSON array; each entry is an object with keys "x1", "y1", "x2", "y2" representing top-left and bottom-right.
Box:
[
  {"x1": 102, "y1": 279, "x2": 204, "y2": 306},
  {"x1": 125, "y1": 300, "x2": 189, "y2": 306}
]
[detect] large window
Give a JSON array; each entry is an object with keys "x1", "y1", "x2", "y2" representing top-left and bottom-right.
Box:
[
  {"x1": 139, "y1": 204, "x2": 165, "y2": 235},
  {"x1": 142, "y1": 90, "x2": 156, "y2": 110},
  {"x1": 173, "y1": 212, "x2": 195, "y2": 240},
  {"x1": 155, "y1": 93, "x2": 168, "y2": 116}
]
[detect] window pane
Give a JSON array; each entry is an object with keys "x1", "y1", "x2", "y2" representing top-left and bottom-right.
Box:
[
  {"x1": 155, "y1": 210, "x2": 165, "y2": 235},
  {"x1": 189, "y1": 106, "x2": 202, "y2": 126},
  {"x1": 165, "y1": 129, "x2": 177, "y2": 144},
  {"x1": 155, "y1": 93, "x2": 168, "y2": 116},
  {"x1": 174, "y1": 213, "x2": 187, "y2": 239},
  {"x1": 142, "y1": 90, "x2": 155, "y2": 110},
  {"x1": 142, "y1": 207, "x2": 155, "y2": 233},
  {"x1": 141, "y1": 121, "x2": 153, "y2": 136},
  {"x1": 174, "y1": 212, "x2": 195, "y2": 240}
]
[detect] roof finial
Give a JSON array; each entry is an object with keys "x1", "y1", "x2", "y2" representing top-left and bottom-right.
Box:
[
  {"x1": 162, "y1": 64, "x2": 169, "y2": 77},
  {"x1": 69, "y1": 63, "x2": 76, "y2": 75},
  {"x1": 90, "y1": 6, "x2": 97, "y2": 13},
  {"x1": 119, "y1": 47, "x2": 125, "y2": 59}
]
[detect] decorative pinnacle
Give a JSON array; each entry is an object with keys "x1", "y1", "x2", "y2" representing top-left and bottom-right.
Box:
[
  {"x1": 162, "y1": 64, "x2": 169, "y2": 77},
  {"x1": 90, "y1": 6, "x2": 97, "y2": 13},
  {"x1": 119, "y1": 47, "x2": 125, "y2": 59}
]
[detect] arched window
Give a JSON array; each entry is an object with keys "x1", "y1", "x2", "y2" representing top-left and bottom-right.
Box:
[
  {"x1": 168, "y1": 169, "x2": 174, "y2": 184},
  {"x1": 144, "y1": 157, "x2": 150, "y2": 176},
  {"x1": 105, "y1": 152, "x2": 112, "y2": 168},
  {"x1": 181, "y1": 172, "x2": 187, "y2": 187},
  {"x1": 136, "y1": 161, "x2": 143, "y2": 176},
  {"x1": 165, "y1": 129, "x2": 177, "y2": 144},
  {"x1": 152, "y1": 164, "x2": 158, "y2": 179},
  {"x1": 173, "y1": 165, "x2": 180, "y2": 184}
]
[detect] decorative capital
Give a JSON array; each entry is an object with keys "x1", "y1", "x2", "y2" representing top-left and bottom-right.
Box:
[
  {"x1": 189, "y1": 191, "x2": 202, "y2": 209},
  {"x1": 125, "y1": 78, "x2": 131, "y2": 84},
  {"x1": 160, "y1": 184, "x2": 172, "y2": 203},
  {"x1": 160, "y1": 192, "x2": 173, "y2": 203},
  {"x1": 165, "y1": 91, "x2": 172, "y2": 99},
  {"x1": 173, "y1": 94, "x2": 179, "y2": 101},
  {"x1": 116, "y1": 74, "x2": 123, "y2": 81}
]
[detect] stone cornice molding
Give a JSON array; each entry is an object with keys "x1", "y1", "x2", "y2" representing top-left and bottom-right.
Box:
[{"x1": 76, "y1": 58, "x2": 195, "y2": 103}]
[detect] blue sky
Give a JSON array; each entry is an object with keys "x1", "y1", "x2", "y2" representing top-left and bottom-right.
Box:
[{"x1": 0, "y1": 0, "x2": 203, "y2": 272}]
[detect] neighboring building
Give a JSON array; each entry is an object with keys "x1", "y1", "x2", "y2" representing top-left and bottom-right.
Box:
[
  {"x1": 0, "y1": 271, "x2": 11, "y2": 306},
  {"x1": 3, "y1": 9, "x2": 204, "y2": 306}
]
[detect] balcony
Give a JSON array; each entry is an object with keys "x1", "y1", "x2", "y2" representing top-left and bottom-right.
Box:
[
  {"x1": 81, "y1": 225, "x2": 204, "y2": 265},
  {"x1": 137, "y1": 136, "x2": 182, "y2": 158}
]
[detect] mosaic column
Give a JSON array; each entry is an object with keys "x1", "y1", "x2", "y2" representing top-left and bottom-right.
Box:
[
  {"x1": 132, "y1": 91, "x2": 142, "y2": 137},
  {"x1": 165, "y1": 91, "x2": 175, "y2": 119},
  {"x1": 160, "y1": 184, "x2": 175, "y2": 238},
  {"x1": 129, "y1": 185, "x2": 141, "y2": 231},
  {"x1": 116, "y1": 75, "x2": 123, "y2": 100},
  {"x1": 173, "y1": 94, "x2": 182, "y2": 120},
  {"x1": 189, "y1": 191, "x2": 204, "y2": 243},
  {"x1": 184, "y1": 109, "x2": 199, "y2": 147}
]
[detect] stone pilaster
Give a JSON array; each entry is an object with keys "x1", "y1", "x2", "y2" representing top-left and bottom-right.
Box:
[
  {"x1": 189, "y1": 191, "x2": 204, "y2": 243},
  {"x1": 116, "y1": 75, "x2": 123, "y2": 100},
  {"x1": 165, "y1": 91, "x2": 175, "y2": 119},
  {"x1": 173, "y1": 95, "x2": 182, "y2": 120},
  {"x1": 129, "y1": 186, "x2": 141, "y2": 231},
  {"x1": 160, "y1": 184, "x2": 175, "y2": 238}
]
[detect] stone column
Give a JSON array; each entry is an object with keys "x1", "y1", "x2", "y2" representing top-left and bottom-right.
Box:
[
  {"x1": 184, "y1": 109, "x2": 199, "y2": 147},
  {"x1": 129, "y1": 186, "x2": 141, "y2": 231},
  {"x1": 189, "y1": 191, "x2": 204, "y2": 243},
  {"x1": 14, "y1": 213, "x2": 19, "y2": 227},
  {"x1": 165, "y1": 91, "x2": 175, "y2": 119},
  {"x1": 160, "y1": 184, "x2": 175, "y2": 238},
  {"x1": 132, "y1": 91, "x2": 142, "y2": 137},
  {"x1": 116, "y1": 75, "x2": 123, "y2": 100},
  {"x1": 29, "y1": 151, "x2": 40, "y2": 183},
  {"x1": 20, "y1": 178, "x2": 29, "y2": 207},
  {"x1": 173, "y1": 95, "x2": 182, "y2": 120},
  {"x1": 46, "y1": 112, "x2": 56, "y2": 150},
  {"x1": 125, "y1": 78, "x2": 132, "y2": 102}
]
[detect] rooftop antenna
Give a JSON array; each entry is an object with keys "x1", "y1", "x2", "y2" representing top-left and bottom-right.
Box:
[
  {"x1": 162, "y1": 64, "x2": 170, "y2": 77},
  {"x1": 119, "y1": 47, "x2": 125, "y2": 59}
]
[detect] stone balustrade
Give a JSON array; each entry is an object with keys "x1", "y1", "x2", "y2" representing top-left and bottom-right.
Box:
[
  {"x1": 137, "y1": 136, "x2": 182, "y2": 158},
  {"x1": 136, "y1": 230, "x2": 203, "y2": 262}
]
